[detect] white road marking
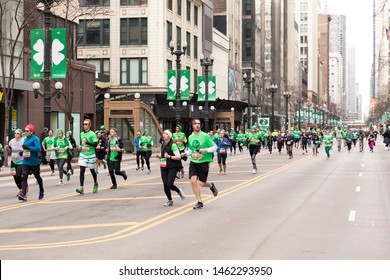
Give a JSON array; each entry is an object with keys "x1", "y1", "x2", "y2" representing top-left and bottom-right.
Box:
[
  {"x1": 359, "y1": 172, "x2": 363, "y2": 177},
  {"x1": 348, "y1": 210, "x2": 356, "y2": 221},
  {"x1": 356, "y1": 186, "x2": 361, "y2": 192},
  {"x1": 361, "y1": 164, "x2": 365, "y2": 167}
]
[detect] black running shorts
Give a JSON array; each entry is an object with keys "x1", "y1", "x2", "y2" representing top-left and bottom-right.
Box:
[{"x1": 189, "y1": 161, "x2": 210, "y2": 183}]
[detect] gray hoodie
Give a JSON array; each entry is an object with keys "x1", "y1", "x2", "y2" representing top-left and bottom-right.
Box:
[{"x1": 8, "y1": 137, "x2": 24, "y2": 164}]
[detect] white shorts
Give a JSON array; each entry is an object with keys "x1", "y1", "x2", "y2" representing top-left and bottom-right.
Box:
[{"x1": 78, "y1": 153, "x2": 97, "y2": 169}]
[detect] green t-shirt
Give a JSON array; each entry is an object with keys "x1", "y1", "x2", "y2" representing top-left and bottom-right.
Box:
[
  {"x1": 237, "y1": 133, "x2": 244, "y2": 143},
  {"x1": 323, "y1": 135, "x2": 333, "y2": 147},
  {"x1": 54, "y1": 137, "x2": 70, "y2": 159},
  {"x1": 172, "y1": 132, "x2": 187, "y2": 150},
  {"x1": 80, "y1": 130, "x2": 98, "y2": 156},
  {"x1": 43, "y1": 136, "x2": 55, "y2": 151},
  {"x1": 293, "y1": 130, "x2": 301, "y2": 139},
  {"x1": 188, "y1": 131, "x2": 215, "y2": 163},
  {"x1": 229, "y1": 131, "x2": 238, "y2": 142},
  {"x1": 140, "y1": 135, "x2": 153, "y2": 152},
  {"x1": 109, "y1": 138, "x2": 119, "y2": 162},
  {"x1": 247, "y1": 132, "x2": 260, "y2": 146}
]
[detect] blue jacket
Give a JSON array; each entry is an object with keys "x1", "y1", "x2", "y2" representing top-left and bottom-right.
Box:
[
  {"x1": 23, "y1": 134, "x2": 41, "y2": 166},
  {"x1": 134, "y1": 136, "x2": 143, "y2": 152},
  {"x1": 216, "y1": 137, "x2": 230, "y2": 154}
]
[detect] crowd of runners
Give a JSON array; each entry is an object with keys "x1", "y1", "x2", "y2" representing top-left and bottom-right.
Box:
[{"x1": 3, "y1": 119, "x2": 389, "y2": 210}]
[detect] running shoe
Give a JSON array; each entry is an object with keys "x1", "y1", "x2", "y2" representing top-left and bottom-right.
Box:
[
  {"x1": 110, "y1": 184, "x2": 117, "y2": 189},
  {"x1": 147, "y1": 169, "x2": 151, "y2": 174},
  {"x1": 93, "y1": 183, "x2": 99, "y2": 193},
  {"x1": 38, "y1": 193, "x2": 44, "y2": 200},
  {"x1": 67, "y1": 171, "x2": 71, "y2": 181},
  {"x1": 122, "y1": 171, "x2": 128, "y2": 180},
  {"x1": 57, "y1": 180, "x2": 64, "y2": 186},
  {"x1": 163, "y1": 200, "x2": 173, "y2": 207},
  {"x1": 76, "y1": 187, "x2": 84, "y2": 194},
  {"x1": 210, "y1": 183, "x2": 218, "y2": 196},
  {"x1": 193, "y1": 201, "x2": 204, "y2": 209},
  {"x1": 178, "y1": 188, "x2": 186, "y2": 200},
  {"x1": 18, "y1": 194, "x2": 27, "y2": 201}
]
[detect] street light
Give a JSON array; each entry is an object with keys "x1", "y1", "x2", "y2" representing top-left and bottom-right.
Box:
[
  {"x1": 33, "y1": 0, "x2": 62, "y2": 129},
  {"x1": 199, "y1": 53, "x2": 214, "y2": 132},
  {"x1": 283, "y1": 91, "x2": 292, "y2": 131},
  {"x1": 268, "y1": 84, "x2": 278, "y2": 132},
  {"x1": 307, "y1": 102, "x2": 312, "y2": 130},
  {"x1": 169, "y1": 40, "x2": 187, "y2": 127},
  {"x1": 243, "y1": 71, "x2": 255, "y2": 128}
]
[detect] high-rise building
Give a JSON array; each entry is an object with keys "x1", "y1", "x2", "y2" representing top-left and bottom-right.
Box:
[{"x1": 346, "y1": 45, "x2": 357, "y2": 116}]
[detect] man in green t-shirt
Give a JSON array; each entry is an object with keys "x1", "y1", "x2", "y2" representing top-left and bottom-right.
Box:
[
  {"x1": 181, "y1": 119, "x2": 218, "y2": 209},
  {"x1": 107, "y1": 127, "x2": 127, "y2": 189},
  {"x1": 172, "y1": 124, "x2": 187, "y2": 178},
  {"x1": 229, "y1": 128, "x2": 238, "y2": 155},
  {"x1": 140, "y1": 129, "x2": 154, "y2": 174},
  {"x1": 76, "y1": 119, "x2": 99, "y2": 194}
]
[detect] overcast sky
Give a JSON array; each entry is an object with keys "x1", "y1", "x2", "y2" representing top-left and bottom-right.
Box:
[{"x1": 326, "y1": 0, "x2": 374, "y2": 114}]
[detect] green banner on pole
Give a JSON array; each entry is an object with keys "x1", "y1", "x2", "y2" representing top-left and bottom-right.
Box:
[
  {"x1": 30, "y1": 29, "x2": 45, "y2": 80},
  {"x1": 180, "y1": 70, "x2": 190, "y2": 101},
  {"x1": 167, "y1": 70, "x2": 176, "y2": 100},
  {"x1": 197, "y1": 76, "x2": 216, "y2": 101},
  {"x1": 258, "y1": 117, "x2": 270, "y2": 131},
  {"x1": 51, "y1": 28, "x2": 67, "y2": 78}
]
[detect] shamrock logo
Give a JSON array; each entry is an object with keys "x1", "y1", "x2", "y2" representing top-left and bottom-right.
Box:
[
  {"x1": 192, "y1": 139, "x2": 201, "y2": 151},
  {"x1": 52, "y1": 38, "x2": 65, "y2": 65},
  {"x1": 33, "y1": 39, "x2": 44, "y2": 71}
]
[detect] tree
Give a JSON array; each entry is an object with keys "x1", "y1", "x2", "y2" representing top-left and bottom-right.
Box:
[{"x1": 0, "y1": 0, "x2": 39, "y2": 167}]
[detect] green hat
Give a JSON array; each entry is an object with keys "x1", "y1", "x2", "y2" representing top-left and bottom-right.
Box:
[
  {"x1": 176, "y1": 124, "x2": 182, "y2": 131},
  {"x1": 66, "y1": 131, "x2": 72, "y2": 135},
  {"x1": 100, "y1": 125, "x2": 106, "y2": 131},
  {"x1": 95, "y1": 130, "x2": 100, "y2": 134},
  {"x1": 143, "y1": 129, "x2": 149, "y2": 133},
  {"x1": 251, "y1": 125, "x2": 257, "y2": 129},
  {"x1": 57, "y1": 129, "x2": 64, "y2": 135},
  {"x1": 15, "y1": 128, "x2": 22, "y2": 134}
]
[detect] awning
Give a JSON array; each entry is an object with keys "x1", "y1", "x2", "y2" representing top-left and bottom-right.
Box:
[{"x1": 1, "y1": 77, "x2": 33, "y2": 91}]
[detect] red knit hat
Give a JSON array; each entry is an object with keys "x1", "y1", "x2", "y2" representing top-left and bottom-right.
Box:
[{"x1": 25, "y1": 124, "x2": 35, "y2": 132}]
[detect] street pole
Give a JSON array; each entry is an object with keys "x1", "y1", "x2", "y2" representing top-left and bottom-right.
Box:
[
  {"x1": 307, "y1": 103, "x2": 311, "y2": 130},
  {"x1": 43, "y1": 1, "x2": 53, "y2": 129},
  {"x1": 268, "y1": 84, "x2": 278, "y2": 132},
  {"x1": 298, "y1": 99, "x2": 301, "y2": 131},
  {"x1": 170, "y1": 40, "x2": 187, "y2": 127},
  {"x1": 200, "y1": 54, "x2": 214, "y2": 133},
  {"x1": 283, "y1": 91, "x2": 291, "y2": 132},
  {"x1": 243, "y1": 72, "x2": 255, "y2": 129}
]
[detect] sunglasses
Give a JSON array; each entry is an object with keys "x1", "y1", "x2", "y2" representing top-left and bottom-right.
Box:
[
  {"x1": 24, "y1": 130, "x2": 30, "y2": 132},
  {"x1": 15, "y1": 132, "x2": 21, "y2": 135}
]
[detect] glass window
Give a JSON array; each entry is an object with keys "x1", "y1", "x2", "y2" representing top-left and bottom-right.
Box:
[
  {"x1": 194, "y1": 6, "x2": 198, "y2": 26},
  {"x1": 167, "y1": 21, "x2": 172, "y2": 47},
  {"x1": 120, "y1": 0, "x2": 141, "y2": 5},
  {"x1": 186, "y1": 0, "x2": 191, "y2": 21},
  {"x1": 167, "y1": 0, "x2": 172, "y2": 10},
  {"x1": 85, "y1": 59, "x2": 110, "y2": 76},
  {"x1": 167, "y1": 60, "x2": 172, "y2": 71},
  {"x1": 120, "y1": 58, "x2": 148, "y2": 85},
  {"x1": 80, "y1": 0, "x2": 110, "y2": 7},
  {"x1": 243, "y1": 0, "x2": 252, "y2": 15},
  {"x1": 186, "y1": 32, "x2": 191, "y2": 56},
  {"x1": 120, "y1": 18, "x2": 148, "y2": 45},
  {"x1": 78, "y1": 19, "x2": 110, "y2": 46},
  {"x1": 177, "y1": 0, "x2": 182, "y2": 16},
  {"x1": 193, "y1": 35, "x2": 198, "y2": 59},
  {"x1": 176, "y1": 26, "x2": 181, "y2": 50}
]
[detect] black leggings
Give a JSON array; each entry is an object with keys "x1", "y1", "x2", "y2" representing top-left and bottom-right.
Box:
[
  {"x1": 230, "y1": 141, "x2": 237, "y2": 154},
  {"x1": 57, "y1": 158, "x2": 66, "y2": 180},
  {"x1": 108, "y1": 160, "x2": 126, "y2": 185},
  {"x1": 217, "y1": 153, "x2": 227, "y2": 165},
  {"x1": 249, "y1": 145, "x2": 260, "y2": 170},
  {"x1": 79, "y1": 166, "x2": 97, "y2": 187},
  {"x1": 66, "y1": 155, "x2": 73, "y2": 173},
  {"x1": 22, "y1": 165, "x2": 43, "y2": 195},
  {"x1": 160, "y1": 167, "x2": 180, "y2": 200},
  {"x1": 144, "y1": 151, "x2": 152, "y2": 170},
  {"x1": 136, "y1": 151, "x2": 144, "y2": 168},
  {"x1": 11, "y1": 162, "x2": 23, "y2": 189},
  {"x1": 49, "y1": 159, "x2": 55, "y2": 172}
]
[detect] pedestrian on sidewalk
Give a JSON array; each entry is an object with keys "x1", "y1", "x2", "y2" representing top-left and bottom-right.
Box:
[
  {"x1": 181, "y1": 119, "x2": 218, "y2": 210},
  {"x1": 156, "y1": 129, "x2": 185, "y2": 207},
  {"x1": 65, "y1": 131, "x2": 76, "y2": 176},
  {"x1": 140, "y1": 129, "x2": 153, "y2": 174},
  {"x1": 106, "y1": 127, "x2": 127, "y2": 189},
  {"x1": 76, "y1": 119, "x2": 99, "y2": 194},
  {"x1": 5, "y1": 128, "x2": 25, "y2": 196},
  {"x1": 134, "y1": 131, "x2": 145, "y2": 171},
  {"x1": 53, "y1": 129, "x2": 72, "y2": 186},
  {"x1": 42, "y1": 129, "x2": 56, "y2": 175},
  {"x1": 18, "y1": 124, "x2": 44, "y2": 201}
]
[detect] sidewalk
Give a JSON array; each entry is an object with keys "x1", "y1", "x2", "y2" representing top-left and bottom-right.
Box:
[{"x1": 0, "y1": 153, "x2": 136, "y2": 178}]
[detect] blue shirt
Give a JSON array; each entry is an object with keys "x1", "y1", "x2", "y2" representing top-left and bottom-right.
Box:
[
  {"x1": 23, "y1": 134, "x2": 41, "y2": 166},
  {"x1": 134, "y1": 137, "x2": 143, "y2": 152}
]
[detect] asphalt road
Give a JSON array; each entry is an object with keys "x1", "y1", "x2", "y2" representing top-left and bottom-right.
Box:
[{"x1": 0, "y1": 140, "x2": 389, "y2": 260}]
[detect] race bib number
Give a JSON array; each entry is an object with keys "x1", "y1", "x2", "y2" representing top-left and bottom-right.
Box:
[
  {"x1": 11, "y1": 167, "x2": 16, "y2": 176},
  {"x1": 286, "y1": 141, "x2": 291, "y2": 145},
  {"x1": 192, "y1": 151, "x2": 203, "y2": 160},
  {"x1": 219, "y1": 148, "x2": 226, "y2": 154},
  {"x1": 160, "y1": 158, "x2": 167, "y2": 168},
  {"x1": 58, "y1": 148, "x2": 65, "y2": 154},
  {"x1": 23, "y1": 150, "x2": 31, "y2": 158},
  {"x1": 82, "y1": 146, "x2": 90, "y2": 152}
]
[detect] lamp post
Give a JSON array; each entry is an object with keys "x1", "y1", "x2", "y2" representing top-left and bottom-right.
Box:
[
  {"x1": 298, "y1": 98, "x2": 302, "y2": 131},
  {"x1": 283, "y1": 91, "x2": 291, "y2": 131},
  {"x1": 33, "y1": 0, "x2": 62, "y2": 129},
  {"x1": 307, "y1": 102, "x2": 312, "y2": 130},
  {"x1": 200, "y1": 53, "x2": 214, "y2": 132},
  {"x1": 169, "y1": 40, "x2": 187, "y2": 127},
  {"x1": 243, "y1": 72, "x2": 255, "y2": 128},
  {"x1": 268, "y1": 84, "x2": 278, "y2": 132}
]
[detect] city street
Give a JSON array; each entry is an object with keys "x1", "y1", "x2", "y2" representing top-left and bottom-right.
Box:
[{"x1": 0, "y1": 140, "x2": 389, "y2": 260}]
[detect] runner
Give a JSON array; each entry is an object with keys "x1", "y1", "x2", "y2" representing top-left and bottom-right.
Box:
[
  {"x1": 53, "y1": 129, "x2": 72, "y2": 186},
  {"x1": 172, "y1": 124, "x2": 187, "y2": 178},
  {"x1": 140, "y1": 129, "x2": 154, "y2": 174},
  {"x1": 42, "y1": 129, "x2": 56, "y2": 175},
  {"x1": 5, "y1": 128, "x2": 25, "y2": 196},
  {"x1": 323, "y1": 130, "x2": 334, "y2": 159},
  {"x1": 181, "y1": 119, "x2": 218, "y2": 210},
  {"x1": 216, "y1": 129, "x2": 231, "y2": 174},
  {"x1": 156, "y1": 129, "x2": 185, "y2": 206},
  {"x1": 247, "y1": 126, "x2": 261, "y2": 174},
  {"x1": 106, "y1": 128, "x2": 127, "y2": 189},
  {"x1": 76, "y1": 119, "x2": 99, "y2": 194}
]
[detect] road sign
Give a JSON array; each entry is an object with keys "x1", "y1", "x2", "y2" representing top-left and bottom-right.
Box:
[{"x1": 258, "y1": 117, "x2": 270, "y2": 130}]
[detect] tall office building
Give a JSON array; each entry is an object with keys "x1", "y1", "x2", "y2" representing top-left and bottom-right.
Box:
[{"x1": 346, "y1": 45, "x2": 357, "y2": 116}]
